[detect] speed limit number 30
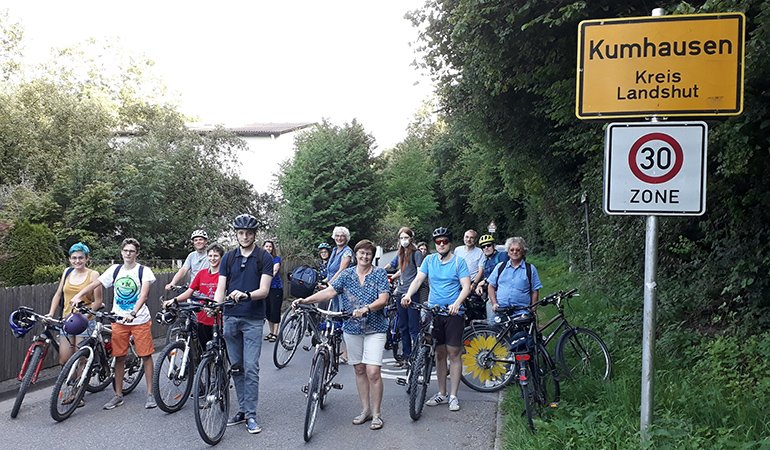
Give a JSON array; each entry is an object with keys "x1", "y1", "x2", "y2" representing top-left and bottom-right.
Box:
[{"x1": 604, "y1": 122, "x2": 707, "y2": 216}]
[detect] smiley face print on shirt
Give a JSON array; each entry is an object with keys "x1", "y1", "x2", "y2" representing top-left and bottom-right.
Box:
[{"x1": 114, "y1": 275, "x2": 139, "y2": 311}]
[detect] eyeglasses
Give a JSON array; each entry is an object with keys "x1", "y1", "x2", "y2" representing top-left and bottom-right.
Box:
[
  {"x1": 481, "y1": 244, "x2": 493, "y2": 249},
  {"x1": 508, "y1": 247, "x2": 523, "y2": 253},
  {"x1": 434, "y1": 238, "x2": 450, "y2": 246},
  {"x1": 122, "y1": 249, "x2": 137, "y2": 254}
]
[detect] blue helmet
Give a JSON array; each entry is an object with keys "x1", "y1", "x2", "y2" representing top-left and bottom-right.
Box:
[
  {"x1": 9, "y1": 309, "x2": 36, "y2": 338},
  {"x1": 318, "y1": 243, "x2": 332, "y2": 250},
  {"x1": 63, "y1": 313, "x2": 89, "y2": 335},
  {"x1": 232, "y1": 214, "x2": 259, "y2": 230},
  {"x1": 68, "y1": 242, "x2": 90, "y2": 256}
]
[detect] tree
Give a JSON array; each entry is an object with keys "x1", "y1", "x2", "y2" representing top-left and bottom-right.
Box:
[
  {"x1": 0, "y1": 219, "x2": 62, "y2": 286},
  {"x1": 277, "y1": 120, "x2": 383, "y2": 247}
]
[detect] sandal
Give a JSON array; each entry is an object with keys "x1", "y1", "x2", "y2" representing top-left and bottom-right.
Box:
[
  {"x1": 352, "y1": 411, "x2": 372, "y2": 425},
  {"x1": 268, "y1": 334, "x2": 277, "y2": 343},
  {"x1": 369, "y1": 416, "x2": 383, "y2": 430}
]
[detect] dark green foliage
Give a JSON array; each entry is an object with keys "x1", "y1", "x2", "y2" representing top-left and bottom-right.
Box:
[
  {"x1": 0, "y1": 220, "x2": 62, "y2": 286},
  {"x1": 277, "y1": 120, "x2": 383, "y2": 247}
]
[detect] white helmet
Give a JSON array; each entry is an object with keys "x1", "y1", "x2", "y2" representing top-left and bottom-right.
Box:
[{"x1": 190, "y1": 229, "x2": 208, "y2": 240}]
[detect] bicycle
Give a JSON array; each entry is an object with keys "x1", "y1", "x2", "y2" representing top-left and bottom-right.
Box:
[
  {"x1": 273, "y1": 302, "x2": 322, "y2": 369},
  {"x1": 383, "y1": 293, "x2": 404, "y2": 363},
  {"x1": 461, "y1": 302, "x2": 560, "y2": 431},
  {"x1": 461, "y1": 288, "x2": 612, "y2": 391},
  {"x1": 296, "y1": 303, "x2": 351, "y2": 442},
  {"x1": 162, "y1": 285, "x2": 189, "y2": 344},
  {"x1": 192, "y1": 299, "x2": 235, "y2": 446},
  {"x1": 50, "y1": 305, "x2": 144, "y2": 421},
  {"x1": 152, "y1": 294, "x2": 211, "y2": 413},
  {"x1": 9, "y1": 307, "x2": 63, "y2": 419},
  {"x1": 396, "y1": 302, "x2": 449, "y2": 421}
]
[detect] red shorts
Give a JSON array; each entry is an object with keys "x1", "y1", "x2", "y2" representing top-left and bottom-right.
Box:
[{"x1": 111, "y1": 321, "x2": 154, "y2": 357}]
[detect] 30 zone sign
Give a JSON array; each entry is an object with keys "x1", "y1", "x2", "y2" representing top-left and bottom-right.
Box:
[{"x1": 604, "y1": 122, "x2": 707, "y2": 216}]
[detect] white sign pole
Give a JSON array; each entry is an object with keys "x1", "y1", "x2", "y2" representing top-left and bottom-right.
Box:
[{"x1": 640, "y1": 9, "x2": 664, "y2": 443}]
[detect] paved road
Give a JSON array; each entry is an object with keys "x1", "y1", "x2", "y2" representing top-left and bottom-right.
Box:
[{"x1": 1, "y1": 323, "x2": 499, "y2": 449}]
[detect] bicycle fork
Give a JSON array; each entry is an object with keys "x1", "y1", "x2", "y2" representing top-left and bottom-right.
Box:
[{"x1": 17, "y1": 342, "x2": 49, "y2": 383}]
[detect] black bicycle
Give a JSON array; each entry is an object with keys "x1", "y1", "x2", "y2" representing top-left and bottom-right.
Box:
[
  {"x1": 272, "y1": 303, "x2": 322, "y2": 369},
  {"x1": 50, "y1": 306, "x2": 144, "y2": 421},
  {"x1": 383, "y1": 294, "x2": 405, "y2": 363},
  {"x1": 9, "y1": 307, "x2": 63, "y2": 419},
  {"x1": 296, "y1": 303, "x2": 351, "y2": 442},
  {"x1": 192, "y1": 299, "x2": 235, "y2": 446},
  {"x1": 153, "y1": 295, "x2": 211, "y2": 413},
  {"x1": 461, "y1": 288, "x2": 611, "y2": 392}
]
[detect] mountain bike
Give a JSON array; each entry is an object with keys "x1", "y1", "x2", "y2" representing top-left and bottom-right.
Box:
[
  {"x1": 296, "y1": 303, "x2": 351, "y2": 442},
  {"x1": 153, "y1": 295, "x2": 210, "y2": 413},
  {"x1": 9, "y1": 307, "x2": 63, "y2": 419},
  {"x1": 461, "y1": 288, "x2": 611, "y2": 392},
  {"x1": 50, "y1": 306, "x2": 144, "y2": 421},
  {"x1": 162, "y1": 285, "x2": 189, "y2": 344},
  {"x1": 272, "y1": 281, "x2": 327, "y2": 369},
  {"x1": 461, "y1": 303, "x2": 560, "y2": 431},
  {"x1": 192, "y1": 299, "x2": 235, "y2": 446},
  {"x1": 383, "y1": 293, "x2": 404, "y2": 363},
  {"x1": 401, "y1": 303, "x2": 449, "y2": 421}
]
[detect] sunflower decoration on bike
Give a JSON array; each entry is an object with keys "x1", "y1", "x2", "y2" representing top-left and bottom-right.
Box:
[{"x1": 462, "y1": 333, "x2": 511, "y2": 383}]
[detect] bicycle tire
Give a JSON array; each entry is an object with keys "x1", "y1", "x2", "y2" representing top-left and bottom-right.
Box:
[
  {"x1": 153, "y1": 340, "x2": 193, "y2": 413},
  {"x1": 165, "y1": 320, "x2": 185, "y2": 345},
  {"x1": 273, "y1": 311, "x2": 304, "y2": 369},
  {"x1": 519, "y1": 365, "x2": 537, "y2": 432},
  {"x1": 304, "y1": 350, "x2": 327, "y2": 442},
  {"x1": 461, "y1": 326, "x2": 515, "y2": 392},
  {"x1": 555, "y1": 327, "x2": 612, "y2": 381},
  {"x1": 319, "y1": 348, "x2": 331, "y2": 410},
  {"x1": 50, "y1": 347, "x2": 90, "y2": 422},
  {"x1": 193, "y1": 353, "x2": 229, "y2": 445},
  {"x1": 11, "y1": 345, "x2": 43, "y2": 419},
  {"x1": 121, "y1": 342, "x2": 145, "y2": 394},
  {"x1": 408, "y1": 346, "x2": 430, "y2": 421},
  {"x1": 86, "y1": 343, "x2": 113, "y2": 393},
  {"x1": 534, "y1": 343, "x2": 560, "y2": 417}
]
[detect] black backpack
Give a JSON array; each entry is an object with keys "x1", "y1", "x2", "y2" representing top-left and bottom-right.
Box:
[{"x1": 290, "y1": 265, "x2": 318, "y2": 298}]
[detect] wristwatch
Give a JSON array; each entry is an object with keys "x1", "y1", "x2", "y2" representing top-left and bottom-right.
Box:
[{"x1": 130, "y1": 310, "x2": 137, "y2": 317}]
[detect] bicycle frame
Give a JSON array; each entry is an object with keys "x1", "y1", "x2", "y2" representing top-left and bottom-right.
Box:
[{"x1": 17, "y1": 324, "x2": 60, "y2": 383}]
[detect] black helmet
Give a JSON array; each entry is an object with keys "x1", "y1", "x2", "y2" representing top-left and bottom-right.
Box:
[
  {"x1": 432, "y1": 227, "x2": 452, "y2": 241},
  {"x1": 155, "y1": 308, "x2": 178, "y2": 325},
  {"x1": 232, "y1": 214, "x2": 259, "y2": 230}
]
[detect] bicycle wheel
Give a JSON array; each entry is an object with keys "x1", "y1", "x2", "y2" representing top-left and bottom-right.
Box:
[
  {"x1": 153, "y1": 341, "x2": 193, "y2": 413},
  {"x1": 86, "y1": 345, "x2": 113, "y2": 393},
  {"x1": 50, "y1": 347, "x2": 90, "y2": 422},
  {"x1": 11, "y1": 346, "x2": 43, "y2": 419},
  {"x1": 408, "y1": 346, "x2": 430, "y2": 421},
  {"x1": 121, "y1": 342, "x2": 145, "y2": 394},
  {"x1": 534, "y1": 343, "x2": 560, "y2": 416},
  {"x1": 304, "y1": 351, "x2": 327, "y2": 442},
  {"x1": 273, "y1": 311, "x2": 304, "y2": 369},
  {"x1": 519, "y1": 363, "x2": 537, "y2": 432},
  {"x1": 193, "y1": 354, "x2": 229, "y2": 445},
  {"x1": 461, "y1": 326, "x2": 515, "y2": 392},
  {"x1": 555, "y1": 327, "x2": 612, "y2": 381}
]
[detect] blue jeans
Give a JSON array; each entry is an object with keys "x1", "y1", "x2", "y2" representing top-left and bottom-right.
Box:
[
  {"x1": 396, "y1": 293, "x2": 420, "y2": 358},
  {"x1": 224, "y1": 315, "x2": 263, "y2": 420}
]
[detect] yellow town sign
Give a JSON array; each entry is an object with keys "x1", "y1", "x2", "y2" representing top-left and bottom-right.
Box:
[{"x1": 576, "y1": 13, "x2": 745, "y2": 119}]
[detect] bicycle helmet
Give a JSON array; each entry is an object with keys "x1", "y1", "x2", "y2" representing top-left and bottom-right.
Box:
[
  {"x1": 9, "y1": 309, "x2": 36, "y2": 338},
  {"x1": 190, "y1": 229, "x2": 208, "y2": 240},
  {"x1": 155, "y1": 308, "x2": 178, "y2": 325},
  {"x1": 62, "y1": 312, "x2": 89, "y2": 335},
  {"x1": 479, "y1": 234, "x2": 495, "y2": 247},
  {"x1": 232, "y1": 214, "x2": 259, "y2": 230},
  {"x1": 317, "y1": 242, "x2": 332, "y2": 250},
  {"x1": 68, "y1": 242, "x2": 90, "y2": 255},
  {"x1": 432, "y1": 227, "x2": 452, "y2": 241}
]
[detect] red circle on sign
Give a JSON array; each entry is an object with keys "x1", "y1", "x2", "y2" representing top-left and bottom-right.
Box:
[{"x1": 627, "y1": 132, "x2": 684, "y2": 184}]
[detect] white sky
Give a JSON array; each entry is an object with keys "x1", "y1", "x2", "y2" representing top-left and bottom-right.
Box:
[{"x1": 3, "y1": 1, "x2": 435, "y2": 192}]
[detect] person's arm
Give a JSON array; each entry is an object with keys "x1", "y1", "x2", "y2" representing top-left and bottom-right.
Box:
[
  {"x1": 125, "y1": 278, "x2": 152, "y2": 323},
  {"x1": 329, "y1": 255, "x2": 352, "y2": 283},
  {"x1": 450, "y1": 276, "x2": 472, "y2": 315},
  {"x1": 272, "y1": 259, "x2": 280, "y2": 277},
  {"x1": 47, "y1": 270, "x2": 68, "y2": 317},
  {"x1": 488, "y1": 284, "x2": 499, "y2": 311},
  {"x1": 214, "y1": 276, "x2": 227, "y2": 304},
  {"x1": 293, "y1": 284, "x2": 338, "y2": 307},
  {"x1": 166, "y1": 266, "x2": 189, "y2": 291},
  {"x1": 352, "y1": 291, "x2": 388, "y2": 318},
  {"x1": 69, "y1": 278, "x2": 104, "y2": 307},
  {"x1": 530, "y1": 289, "x2": 539, "y2": 306},
  {"x1": 90, "y1": 271, "x2": 104, "y2": 311},
  {"x1": 401, "y1": 270, "x2": 427, "y2": 306}
]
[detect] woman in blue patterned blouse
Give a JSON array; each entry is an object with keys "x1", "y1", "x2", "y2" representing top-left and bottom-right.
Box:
[{"x1": 293, "y1": 239, "x2": 390, "y2": 430}]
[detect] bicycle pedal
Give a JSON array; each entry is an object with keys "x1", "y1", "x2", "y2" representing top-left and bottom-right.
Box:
[
  {"x1": 301, "y1": 384, "x2": 309, "y2": 394},
  {"x1": 331, "y1": 383, "x2": 343, "y2": 390},
  {"x1": 395, "y1": 377, "x2": 407, "y2": 386}
]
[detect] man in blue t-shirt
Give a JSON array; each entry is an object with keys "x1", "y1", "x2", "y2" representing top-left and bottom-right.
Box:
[
  {"x1": 486, "y1": 237, "x2": 543, "y2": 314},
  {"x1": 402, "y1": 227, "x2": 471, "y2": 413},
  {"x1": 213, "y1": 214, "x2": 273, "y2": 435}
]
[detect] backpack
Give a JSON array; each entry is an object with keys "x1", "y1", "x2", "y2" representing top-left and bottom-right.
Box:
[
  {"x1": 496, "y1": 259, "x2": 533, "y2": 293},
  {"x1": 290, "y1": 265, "x2": 318, "y2": 298},
  {"x1": 223, "y1": 248, "x2": 267, "y2": 292},
  {"x1": 112, "y1": 264, "x2": 144, "y2": 284},
  {"x1": 59, "y1": 267, "x2": 76, "y2": 311}
]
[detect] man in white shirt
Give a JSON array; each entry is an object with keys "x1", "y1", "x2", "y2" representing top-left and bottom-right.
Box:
[{"x1": 454, "y1": 229, "x2": 485, "y2": 292}]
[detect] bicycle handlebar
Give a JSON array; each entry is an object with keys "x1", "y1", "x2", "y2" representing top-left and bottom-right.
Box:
[{"x1": 294, "y1": 303, "x2": 352, "y2": 320}]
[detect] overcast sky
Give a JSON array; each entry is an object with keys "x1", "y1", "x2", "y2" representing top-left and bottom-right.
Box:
[{"x1": 4, "y1": 1, "x2": 435, "y2": 190}]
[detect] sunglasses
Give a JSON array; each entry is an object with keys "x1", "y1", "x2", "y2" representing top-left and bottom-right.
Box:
[
  {"x1": 434, "y1": 238, "x2": 450, "y2": 246},
  {"x1": 481, "y1": 244, "x2": 493, "y2": 249}
]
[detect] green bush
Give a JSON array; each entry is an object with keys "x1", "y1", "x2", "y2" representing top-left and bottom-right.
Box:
[{"x1": 0, "y1": 220, "x2": 62, "y2": 286}]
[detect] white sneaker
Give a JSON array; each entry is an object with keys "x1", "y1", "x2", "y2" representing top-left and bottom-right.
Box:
[
  {"x1": 448, "y1": 395, "x2": 460, "y2": 411},
  {"x1": 425, "y1": 392, "x2": 448, "y2": 406}
]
